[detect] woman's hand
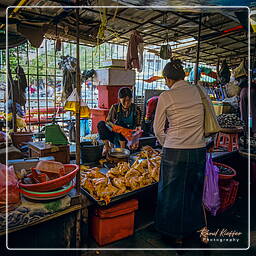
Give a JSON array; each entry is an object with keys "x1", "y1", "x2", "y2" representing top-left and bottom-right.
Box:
[{"x1": 135, "y1": 126, "x2": 142, "y2": 131}]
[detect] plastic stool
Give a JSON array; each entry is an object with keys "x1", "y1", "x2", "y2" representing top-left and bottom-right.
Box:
[{"x1": 216, "y1": 132, "x2": 239, "y2": 152}]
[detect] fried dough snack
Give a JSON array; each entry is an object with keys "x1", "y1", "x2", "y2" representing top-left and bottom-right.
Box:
[
  {"x1": 136, "y1": 146, "x2": 161, "y2": 159},
  {"x1": 81, "y1": 148, "x2": 161, "y2": 204}
]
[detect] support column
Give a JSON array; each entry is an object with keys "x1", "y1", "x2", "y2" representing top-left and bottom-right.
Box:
[{"x1": 194, "y1": 13, "x2": 202, "y2": 85}]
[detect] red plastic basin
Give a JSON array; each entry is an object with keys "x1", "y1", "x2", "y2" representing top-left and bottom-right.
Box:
[
  {"x1": 213, "y1": 162, "x2": 236, "y2": 180},
  {"x1": 19, "y1": 164, "x2": 79, "y2": 192}
]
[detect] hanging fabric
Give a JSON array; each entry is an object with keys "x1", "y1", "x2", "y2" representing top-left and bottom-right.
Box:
[
  {"x1": 218, "y1": 60, "x2": 231, "y2": 84},
  {"x1": 125, "y1": 30, "x2": 144, "y2": 72},
  {"x1": 58, "y1": 55, "x2": 79, "y2": 100},
  {"x1": 17, "y1": 24, "x2": 49, "y2": 48},
  {"x1": 55, "y1": 25, "x2": 62, "y2": 52}
]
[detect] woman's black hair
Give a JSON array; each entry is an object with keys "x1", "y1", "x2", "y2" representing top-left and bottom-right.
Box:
[
  {"x1": 163, "y1": 59, "x2": 185, "y2": 81},
  {"x1": 118, "y1": 87, "x2": 133, "y2": 99}
]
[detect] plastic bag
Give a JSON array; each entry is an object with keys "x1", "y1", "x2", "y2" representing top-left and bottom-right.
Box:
[
  {"x1": 233, "y1": 59, "x2": 247, "y2": 79},
  {"x1": 203, "y1": 153, "x2": 220, "y2": 216},
  {"x1": 64, "y1": 88, "x2": 91, "y2": 118},
  {"x1": 160, "y1": 44, "x2": 172, "y2": 60},
  {"x1": 0, "y1": 164, "x2": 20, "y2": 212},
  {"x1": 112, "y1": 125, "x2": 143, "y2": 148}
]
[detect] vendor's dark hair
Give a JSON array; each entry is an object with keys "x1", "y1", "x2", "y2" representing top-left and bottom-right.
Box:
[
  {"x1": 163, "y1": 59, "x2": 185, "y2": 81},
  {"x1": 118, "y1": 87, "x2": 133, "y2": 99}
]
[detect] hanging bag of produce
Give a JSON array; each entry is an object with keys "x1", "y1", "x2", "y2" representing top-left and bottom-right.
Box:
[
  {"x1": 160, "y1": 33, "x2": 172, "y2": 60},
  {"x1": 203, "y1": 153, "x2": 220, "y2": 216},
  {"x1": 64, "y1": 88, "x2": 91, "y2": 118},
  {"x1": 196, "y1": 85, "x2": 221, "y2": 136}
]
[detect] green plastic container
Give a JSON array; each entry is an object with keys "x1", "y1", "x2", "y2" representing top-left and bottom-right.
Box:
[{"x1": 45, "y1": 124, "x2": 68, "y2": 145}]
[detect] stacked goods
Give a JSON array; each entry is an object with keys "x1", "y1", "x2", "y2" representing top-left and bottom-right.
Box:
[
  {"x1": 91, "y1": 59, "x2": 135, "y2": 133},
  {"x1": 81, "y1": 155, "x2": 161, "y2": 204},
  {"x1": 217, "y1": 114, "x2": 244, "y2": 128}
]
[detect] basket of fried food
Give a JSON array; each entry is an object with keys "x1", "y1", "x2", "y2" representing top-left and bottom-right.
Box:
[{"x1": 80, "y1": 156, "x2": 161, "y2": 205}]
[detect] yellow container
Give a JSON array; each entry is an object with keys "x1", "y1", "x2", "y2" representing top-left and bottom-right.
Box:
[{"x1": 212, "y1": 101, "x2": 232, "y2": 116}]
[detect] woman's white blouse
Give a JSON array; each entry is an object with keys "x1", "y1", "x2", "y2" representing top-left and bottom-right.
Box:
[{"x1": 153, "y1": 80, "x2": 206, "y2": 149}]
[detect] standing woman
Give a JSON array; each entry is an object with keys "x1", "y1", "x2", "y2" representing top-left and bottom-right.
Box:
[{"x1": 154, "y1": 59, "x2": 206, "y2": 247}]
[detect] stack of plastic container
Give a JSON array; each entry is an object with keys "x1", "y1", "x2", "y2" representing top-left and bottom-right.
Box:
[{"x1": 91, "y1": 59, "x2": 135, "y2": 134}]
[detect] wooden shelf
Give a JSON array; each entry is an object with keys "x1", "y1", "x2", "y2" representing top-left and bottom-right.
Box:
[{"x1": 0, "y1": 204, "x2": 81, "y2": 236}]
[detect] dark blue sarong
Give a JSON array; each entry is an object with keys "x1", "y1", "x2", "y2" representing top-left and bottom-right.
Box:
[{"x1": 155, "y1": 147, "x2": 206, "y2": 239}]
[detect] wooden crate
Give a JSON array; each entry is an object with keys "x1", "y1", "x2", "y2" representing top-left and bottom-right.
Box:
[{"x1": 28, "y1": 142, "x2": 70, "y2": 164}]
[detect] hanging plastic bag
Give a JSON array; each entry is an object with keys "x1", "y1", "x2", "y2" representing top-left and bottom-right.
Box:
[
  {"x1": 233, "y1": 59, "x2": 247, "y2": 79},
  {"x1": 203, "y1": 153, "x2": 220, "y2": 216},
  {"x1": 160, "y1": 44, "x2": 172, "y2": 60},
  {"x1": 64, "y1": 88, "x2": 91, "y2": 118},
  {"x1": 0, "y1": 164, "x2": 21, "y2": 212}
]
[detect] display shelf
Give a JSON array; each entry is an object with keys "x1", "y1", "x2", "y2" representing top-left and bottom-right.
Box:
[{"x1": 0, "y1": 189, "x2": 81, "y2": 236}]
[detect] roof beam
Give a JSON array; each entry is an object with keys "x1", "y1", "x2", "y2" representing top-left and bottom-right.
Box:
[{"x1": 167, "y1": 10, "x2": 248, "y2": 46}]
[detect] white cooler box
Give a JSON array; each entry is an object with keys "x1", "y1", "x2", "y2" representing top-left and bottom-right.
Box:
[
  {"x1": 101, "y1": 59, "x2": 126, "y2": 68},
  {"x1": 95, "y1": 68, "x2": 136, "y2": 86}
]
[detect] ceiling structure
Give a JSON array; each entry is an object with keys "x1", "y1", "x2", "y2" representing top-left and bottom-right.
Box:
[{"x1": 0, "y1": 0, "x2": 253, "y2": 67}]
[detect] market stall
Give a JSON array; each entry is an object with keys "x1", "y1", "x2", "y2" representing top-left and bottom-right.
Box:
[{"x1": 0, "y1": 1, "x2": 253, "y2": 250}]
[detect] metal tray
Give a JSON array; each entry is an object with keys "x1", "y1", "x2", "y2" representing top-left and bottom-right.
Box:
[{"x1": 81, "y1": 182, "x2": 158, "y2": 206}]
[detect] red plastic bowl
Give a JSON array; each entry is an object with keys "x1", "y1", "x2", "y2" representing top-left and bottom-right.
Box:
[
  {"x1": 19, "y1": 164, "x2": 79, "y2": 192},
  {"x1": 213, "y1": 162, "x2": 237, "y2": 180}
]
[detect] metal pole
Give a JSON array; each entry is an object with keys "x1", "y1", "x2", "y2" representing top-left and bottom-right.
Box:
[
  {"x1": 75, "y1": 5, "x2": 81, "y2": 193},
  {"x1": 26, "y1": 42, "x2": 31, "y2": 131},
  {"x1": 8, "y1": 50, "x2": 17, "y2": 132},
  {"x1": 194, "y1": 13, "x2": 202, "y2": 85},
  {"x1": 75, "y1": 3, "x2": 81, "y2": 250}
]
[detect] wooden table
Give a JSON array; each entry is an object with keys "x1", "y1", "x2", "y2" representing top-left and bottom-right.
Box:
[{"x1": 28, "y1": 141, "x2": 70, "y2": 164}]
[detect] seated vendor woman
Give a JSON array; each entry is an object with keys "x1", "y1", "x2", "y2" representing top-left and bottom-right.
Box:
[{"x1": 97, "y1": 87, "x2": 142, "y2": 155}]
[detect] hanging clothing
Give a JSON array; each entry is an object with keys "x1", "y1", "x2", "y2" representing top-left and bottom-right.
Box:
[
  {"x1": 125, "y1": 30, "x2": 144, "y2": 72},
  {"x1": 155, "y1": 147, "x2": 206, "y2": 239},
  {"x1": 58, "y1": 55, "x2": 79, "y2": 101},
  {"x1": 15, "y1": 65, "x2": 27, "y2": 107},
  {"x1": 218, "y1": 60, "x2": 231, "y2": 84}
]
